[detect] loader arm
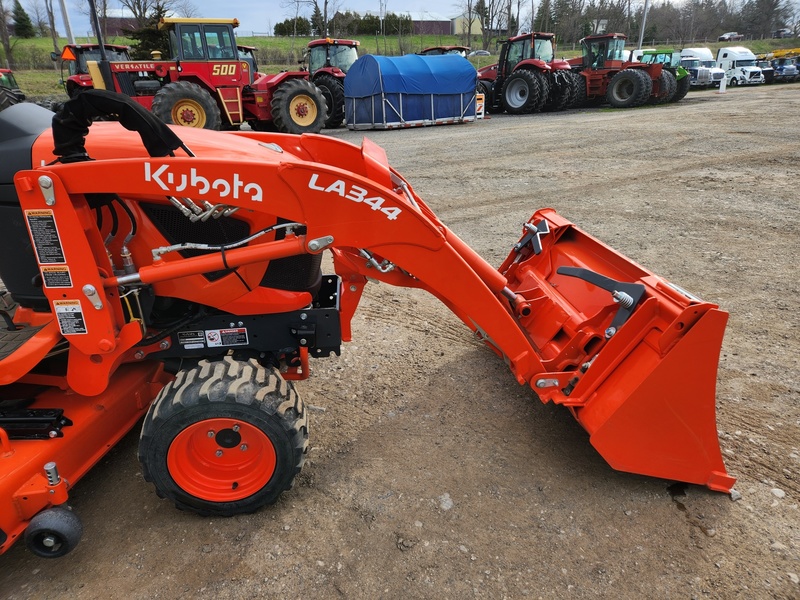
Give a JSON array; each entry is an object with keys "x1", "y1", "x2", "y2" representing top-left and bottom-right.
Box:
[{"x1": 16, "y1": 100, "x2": 734, "y2": 493}]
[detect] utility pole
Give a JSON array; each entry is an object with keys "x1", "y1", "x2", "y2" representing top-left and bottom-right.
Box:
[
  {"x1": 58, "y1": 0, "x2": 75, "y2": 44},
  {"x1": 636, "y1": 0, "x2": 651, "y2": 50}
]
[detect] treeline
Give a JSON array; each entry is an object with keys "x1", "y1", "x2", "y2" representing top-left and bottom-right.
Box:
[
  {"x1": 274, "y1": 11, "x2": 414, "y2": 37},
  {"x1": 519, "y1": 0, "x2": 795, "y2": 46}
]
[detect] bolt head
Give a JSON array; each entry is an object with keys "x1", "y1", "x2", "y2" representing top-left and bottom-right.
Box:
[{"x1": 215, "y1": 449, "x2": 223, "y2": 457}]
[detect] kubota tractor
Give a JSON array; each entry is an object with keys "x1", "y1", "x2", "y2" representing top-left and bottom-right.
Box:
[
  {"x1": 302, "y1": 38, "x2": 360, "y2": 129},
  {"x1": 83, "y1": 18, "x2": 327, "y2": 134},
  {"x1": 0, "y1": 90, "x2": 735, "y2": 558},
  {"x1": 568, "y1": 33, "x2": 666, "y2": 108},
  {"x1": 477, "y1": 32, "x2": 575, "y2": 114},
  {"x1": 51, "y1": 43, "x2": 132, "y2": 98}
]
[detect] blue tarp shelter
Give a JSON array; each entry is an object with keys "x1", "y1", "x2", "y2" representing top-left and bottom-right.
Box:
[{"x1": 344, "y1": 54, "x2": 477, "y2": 130}]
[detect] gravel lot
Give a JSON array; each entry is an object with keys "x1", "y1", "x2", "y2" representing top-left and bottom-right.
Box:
[{"x1": 1, "y1": 83, "x2": 799, "y2": 599}]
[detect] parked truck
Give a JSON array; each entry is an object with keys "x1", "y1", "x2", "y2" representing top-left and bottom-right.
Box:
[
  {"x1": 681, "y1": 48, "x2": 726, "y2": 87},
  {"x1": 716, "y1": 46, "x2": 765, "y2": 86}
]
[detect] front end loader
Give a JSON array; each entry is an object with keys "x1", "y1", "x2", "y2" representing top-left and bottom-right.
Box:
[{"x1": 0, "y1": 91, "x2": 734, "y2": 558}]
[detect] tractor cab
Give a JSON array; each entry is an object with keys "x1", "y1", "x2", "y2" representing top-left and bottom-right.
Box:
[
  {"x1": 304, "y1": 38, "x2": 360, "y2": 75},
  {"x1": 497, "y1": 32, "x2": 555, "y2": 78},
  {"x1": 52, "y1": 44, "x2": 131, "y2": 97},
  {"x1": 580, "y1": 34, "x2": 628, "y2": 69},
  {"x1": 162, "y1": 18, "x2": 239, "y2": 61}
]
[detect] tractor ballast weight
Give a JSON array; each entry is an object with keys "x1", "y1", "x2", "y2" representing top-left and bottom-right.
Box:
[{"x1": 0, "y1": 92, "x2": 734, "y2": 557}]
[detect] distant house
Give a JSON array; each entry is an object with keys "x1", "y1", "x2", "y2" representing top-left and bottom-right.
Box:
[
  {"x1": 406, "y1": 12, "x2": 451, "y2": 36},
  {"x1": 451, "y1": 13, "x2": 482, "y2": 36},
  {"x1": 91, "y1": 8, "x2": 139, "y2": 37}
]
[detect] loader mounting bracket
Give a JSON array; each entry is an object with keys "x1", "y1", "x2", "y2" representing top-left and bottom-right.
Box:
[{"x1": 556, "y1": 266, "x2": 646, "y2": 334}]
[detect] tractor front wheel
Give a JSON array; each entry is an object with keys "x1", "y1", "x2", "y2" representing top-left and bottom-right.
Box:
[
  {"x1": 271, "y1": 79, "x2": 327, "y2": 134},
  {"x1": 314, "y1": 73, "x2": 345, "y2": 129},
  {"x1": 671, "y1": 74, "x2": 691, "y2": 102},
  {"x1": 0, "y1": 87, "x2": 20, "y2": 113},
  {"x1": 138, "y1": 357, "x2": 308, "y2": 517},
  {"x1": 152, "y1": 81, "x2": 222, "y2": 130},
  {"x1": 500, "y1": 70, "x2": 542, "y2": 114},
  {"x1": 606, "y1": 69, "x2": 651, "y2": 108}
]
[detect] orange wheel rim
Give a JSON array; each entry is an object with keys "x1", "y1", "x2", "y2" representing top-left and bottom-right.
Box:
[{"x1": 167, "y1": 418, "x2": 276, "y2": 501}]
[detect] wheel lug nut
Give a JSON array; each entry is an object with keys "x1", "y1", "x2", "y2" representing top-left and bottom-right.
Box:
[
  {"x1": 215, "y1": 449, "x2": 223, "y2": 457},
  {"x1": 207, "y1": 430, "x2": 215, "y2": 438},
  {"x1": 240, "y1": 444, "x2": 248, "y2": 452}
]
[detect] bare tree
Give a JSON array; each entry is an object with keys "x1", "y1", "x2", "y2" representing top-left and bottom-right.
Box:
[
  {"x1": 0, "y1": 0, "x2": 15, "y2": 68},
  {"x1": 44, "y1": 0, "x2": 59, "y2": 52},
  {"x1": 456, "y1": 0, "x2": 478, "y2": 47}
]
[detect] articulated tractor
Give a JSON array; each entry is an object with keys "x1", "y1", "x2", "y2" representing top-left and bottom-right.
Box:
[{"x1": 0, "y1": 91, "x2": 734, "y2": 558}]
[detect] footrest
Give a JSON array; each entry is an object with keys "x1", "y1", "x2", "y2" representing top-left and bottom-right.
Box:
[{"x1": 0, "y1": 322, "x2": 44, "y2": 361}]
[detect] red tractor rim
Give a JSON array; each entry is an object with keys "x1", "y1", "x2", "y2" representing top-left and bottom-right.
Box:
[{"x1": 167, "y1": 418, "x2": 276, "y2": 502}]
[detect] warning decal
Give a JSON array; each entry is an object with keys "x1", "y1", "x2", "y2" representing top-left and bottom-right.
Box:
[
  {"x1": 53, "y1": 300, "x2": 87, "y2": 335},
  {"x1": 41, "y1": 265, "x2": 73, "y2": 288},
  {"x1": 25, "y1": 209, "x2": 66, "y2": 264},
  {"x1": 205, "y1": 328, "x2": 249, "y2": 347}
]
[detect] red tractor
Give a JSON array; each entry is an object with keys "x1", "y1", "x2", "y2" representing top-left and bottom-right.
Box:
[
  {"x1": 302, "y1": 38, "x2": 360, "y2": 128},
  {"x1": 52, "y1": 43, "x2": 132, "y2": 98},
  {"x1": 567, "y1": 33, "x2": 668, "y2": 108},
  {"x1": 477, "y1": 32, "x2": 575, "y2": 114},
  {"x1": 83, "y1": 18, "x2": 327, "y2": 134}
]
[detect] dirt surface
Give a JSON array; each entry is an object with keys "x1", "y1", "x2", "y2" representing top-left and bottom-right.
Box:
[{"x1": 2, "y1": 85, "x2": 799, "y2": 599}]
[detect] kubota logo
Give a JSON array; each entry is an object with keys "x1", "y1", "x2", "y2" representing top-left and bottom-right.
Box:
[{"x1": 144, "y1": 163, "x2": 263, "y2": 202}]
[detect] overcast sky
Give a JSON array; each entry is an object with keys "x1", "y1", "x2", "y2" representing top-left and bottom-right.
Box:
[{"x1": 62, "y1": 0, "x2": 464, "y2": 40}]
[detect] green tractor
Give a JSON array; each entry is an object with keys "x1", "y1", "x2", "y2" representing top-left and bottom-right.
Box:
[{"x1": 636, "y1": 49, "x2": 691, "y2": 103}]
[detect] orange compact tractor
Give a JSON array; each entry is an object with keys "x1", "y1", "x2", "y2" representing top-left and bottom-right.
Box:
[{"x1": 0, "y1": 91, "x2": 734, "y2": 558}]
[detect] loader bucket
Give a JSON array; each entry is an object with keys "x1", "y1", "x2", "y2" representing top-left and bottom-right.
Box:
[{"x1": 499, "y1": 209, "x2": 735, "y2": 492}]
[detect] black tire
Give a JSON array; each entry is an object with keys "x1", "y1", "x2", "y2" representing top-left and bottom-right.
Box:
[
  {"x1": 500, "y1": 69, "x2": 542, "y2": 114},
  {"x1": 271, "y1": 78, "x2": 327, "y2": 135},
  {"x1": 729, "y1": 77, "x2": 738, "y2": 86},
  {"x1": 542, "y1": 71, "x2": 573, "y2": 112},
  {"x1": 314, "y1": 72, "x2": 345, "y2": 129},
  {"x1": 0, "y1": 87, "x2": 20, "y2": 112},
  {"x1": 606, "y1": 69, "x2": 651, "y2": 108},
  {"x1": 569, "y1": 71, "x2": 588, "y2": 108},
  {"x1": 649, "y1": 70, "x2": 677, "y2": 104},
  {"x1": 479, "y1": 80, "x2": 501, "y2": 113},
  {"x1": 24, "y1": 507, "x2": 83, "y2": 558},
  {"x1": 138, "y1": 357, "x2": 308, "y2": 517},
  {"x1": 152, "y1": 81, "x2": 222, "y2": 130},
  {"x1": 671, "y1": 74, "x2": 691, "y2": 102}
]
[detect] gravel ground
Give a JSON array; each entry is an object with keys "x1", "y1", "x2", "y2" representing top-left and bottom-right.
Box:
[{"x1": 1, "y1": 83, "x2": 799, "y2": 599}]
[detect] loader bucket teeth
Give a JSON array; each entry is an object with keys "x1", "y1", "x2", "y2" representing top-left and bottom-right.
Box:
[{"x1": 501, "y1": 209, "x2": 734, "y2": 492}]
